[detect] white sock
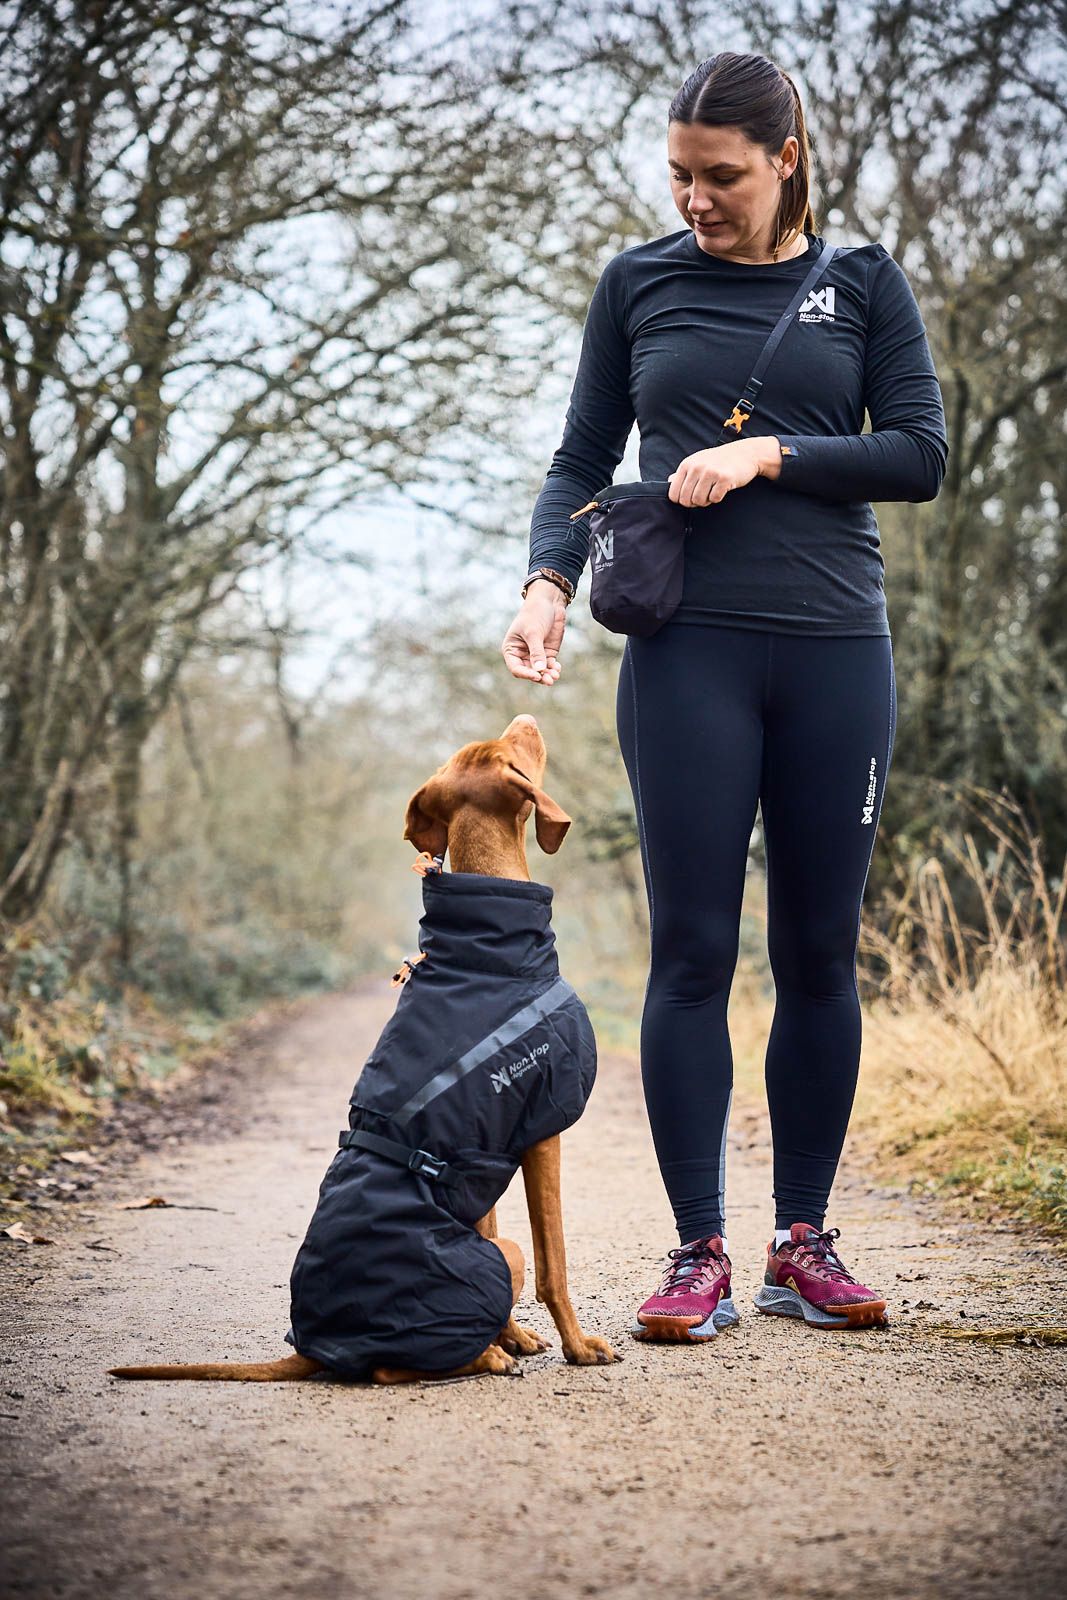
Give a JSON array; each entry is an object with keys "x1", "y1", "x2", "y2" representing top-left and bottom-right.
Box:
[
  {"x1": 719, "y1": 1235, "x2": 729, "y2": 1257},
  {"x1": 774, "y1": 1229, "x2": 793, "y2": 1249}
]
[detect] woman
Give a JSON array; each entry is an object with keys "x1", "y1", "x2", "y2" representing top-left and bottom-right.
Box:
[{"x1": 500, "y1": 52, "x2": 947, "y2": 1337}]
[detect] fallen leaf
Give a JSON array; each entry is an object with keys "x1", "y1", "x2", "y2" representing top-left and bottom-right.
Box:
[
  {"x1": 116, "y1": 1196, "x2": 172, "y2": 1210},
  {"x1": 2, "y1": 1222, "x2": 54, "y2": 1244}
]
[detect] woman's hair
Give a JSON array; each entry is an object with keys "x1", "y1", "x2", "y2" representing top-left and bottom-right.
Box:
[{"x1": 668, "y1": 52, "x2": 817, "y2": 250}]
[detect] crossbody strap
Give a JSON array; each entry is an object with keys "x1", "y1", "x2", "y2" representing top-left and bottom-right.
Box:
[{"x1": 715, "y1": 243, "x2": 838, "y2": 445}]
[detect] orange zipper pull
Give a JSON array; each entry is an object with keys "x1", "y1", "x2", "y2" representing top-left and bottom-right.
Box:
[{"x1": 568, "y1": 498, "x2": 600, "y2": 521}]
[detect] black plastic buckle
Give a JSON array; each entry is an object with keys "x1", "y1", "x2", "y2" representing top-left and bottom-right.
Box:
[{"x1": 408, "y1": 1148, "x2": 446, "y2": 1179}]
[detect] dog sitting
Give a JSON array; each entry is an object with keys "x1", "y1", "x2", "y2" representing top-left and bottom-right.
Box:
[{"x1": 109, "y1": 713, "x2": 617, "y2": 1383}]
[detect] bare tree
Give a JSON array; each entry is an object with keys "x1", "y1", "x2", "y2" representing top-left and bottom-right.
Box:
[{"x1": 0, "y1": 0, "x2": 633, "y2": 942}]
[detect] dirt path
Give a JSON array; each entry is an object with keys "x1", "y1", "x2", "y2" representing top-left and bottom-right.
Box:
[{"x1": 2, "y1": 982, "x2": 1065, "y2": 1599}]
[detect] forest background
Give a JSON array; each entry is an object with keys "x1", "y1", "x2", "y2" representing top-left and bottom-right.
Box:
[{"x1": 1, "y1": 0, "x2": 1064, "y2": 1233}]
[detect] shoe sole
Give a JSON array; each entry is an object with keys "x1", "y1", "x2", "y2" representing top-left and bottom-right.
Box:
[
  {"x1": 631, "y1": 1296, "x2": 741, "y2": 1342},
  {"x1": 753, "y1": 1283, "x2": 889, "y2": 1330}
]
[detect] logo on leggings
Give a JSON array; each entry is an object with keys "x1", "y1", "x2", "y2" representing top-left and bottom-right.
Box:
[
  {"x1": 861, "y1": 756, "x2": 878, "y2": 824},
  {"x1": 593, "y1": 529, "x2": 614, "y2": 568}
]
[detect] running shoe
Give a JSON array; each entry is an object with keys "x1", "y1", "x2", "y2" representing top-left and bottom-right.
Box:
[
  {"x1": 632, "y1": 1234, "x2": 741, "y2": 1341},
  {"x1": 753, "y1": 1222, "x2": 888, "y2": 1330}
]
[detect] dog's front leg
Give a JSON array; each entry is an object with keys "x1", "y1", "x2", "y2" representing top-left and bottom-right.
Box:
[
  {"x1": 475, "y1": 1206, "x2": 550, "y2": 1356},
  {"x1": 520, "y1": 1136, "x2": 617, "y2": 1366}
]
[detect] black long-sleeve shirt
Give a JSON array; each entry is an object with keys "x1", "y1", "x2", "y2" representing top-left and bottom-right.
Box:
[{"x1": 527, "y1": 228, "x2": 947, "y2": 635}]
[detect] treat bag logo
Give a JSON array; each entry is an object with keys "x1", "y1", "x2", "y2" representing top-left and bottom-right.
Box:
[{"x1": 593, "y1": 529, "x2": 614, "y2": 567}]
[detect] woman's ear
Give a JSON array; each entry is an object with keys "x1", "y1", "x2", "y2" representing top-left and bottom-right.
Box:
[
  {"x1": 507, "y1": 771, "x2": 572, "y2": 854},
  {"x1": 403, "y1": 778, "x2": 449, "y2": 858}
]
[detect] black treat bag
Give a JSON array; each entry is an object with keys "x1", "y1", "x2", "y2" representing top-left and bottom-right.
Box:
[{"x1": 582, "y1": 480, "x2": 689, "y2": 638}]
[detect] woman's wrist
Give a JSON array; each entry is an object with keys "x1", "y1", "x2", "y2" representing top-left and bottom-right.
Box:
[
  {"x1": 755, "y1": 436, "x2": 785, "y2": 481},
  {"x1": 521, "y1": 567, "x2": 575, "y2": 605}
]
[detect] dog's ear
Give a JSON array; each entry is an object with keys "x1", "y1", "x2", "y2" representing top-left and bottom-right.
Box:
[
  {"x1": 403, "y1": 778, "x2": 449, "y2": 858},
  {"x1": 506, "y1": 770, "x2": 572, "y2": 854}
]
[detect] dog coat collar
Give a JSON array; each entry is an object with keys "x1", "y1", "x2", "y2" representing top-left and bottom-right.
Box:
[{"x1": 411, "y1": 869, "x2": 562, "y2": 982}]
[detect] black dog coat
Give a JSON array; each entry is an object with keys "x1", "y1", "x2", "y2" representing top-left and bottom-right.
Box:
[{"x1": 285, "y1": 870, "x2": 597, "y2": 1378}]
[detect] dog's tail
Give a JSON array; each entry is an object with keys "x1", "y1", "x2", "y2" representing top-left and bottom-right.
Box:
[{"x1": 108, "y1": 1352, "x2": 323, "y2": 1382}]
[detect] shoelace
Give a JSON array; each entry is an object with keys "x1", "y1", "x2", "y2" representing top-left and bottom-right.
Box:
[
  {"x1": 659, "y1": 1237, "x2": 726, "y2": 1297},
  {"x1": 786, "y1": 1226, "x2": 856, "y2": 1284}
]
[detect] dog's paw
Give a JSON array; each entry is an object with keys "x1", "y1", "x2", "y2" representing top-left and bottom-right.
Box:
[
  {"x1": 562, "y1": 1334, "x2": 620, "y2": 1366},
  {"x1": 497, "y1": 1321, "x2": 551, "y2": 1357},
  {"x1": 479, "y1": 1344, "x2": 521, "y2": 1375}
]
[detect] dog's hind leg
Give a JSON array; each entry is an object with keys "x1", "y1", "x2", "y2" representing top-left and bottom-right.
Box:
[
  {"x1": 372, "y1": 1235, "x2": 536, "y2": 1383},
  {"x1": 371, "y1": 1343, "x2": 519, "y2": 1385}
]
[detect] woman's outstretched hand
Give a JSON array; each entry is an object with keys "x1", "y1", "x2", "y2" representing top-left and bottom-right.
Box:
[
  {"x1": 668, "y1": 437, "x2": 782, "y2": 506},
  {"x1": 501, "y1": 580, "x2": 566, "y2": 685}
]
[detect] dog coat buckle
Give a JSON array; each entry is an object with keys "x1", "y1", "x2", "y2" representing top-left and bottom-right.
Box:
[{"x1": 407, "y1": 1148, "x2": 447, "y2": 1180}]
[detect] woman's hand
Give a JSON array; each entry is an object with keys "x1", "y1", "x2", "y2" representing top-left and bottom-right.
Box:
[
  {"x1": 501, "y1": 580, "x2": 566, "y2": 685},
  {"x1": 668, "y1": 436, "x2": 782, "y2": 507}
]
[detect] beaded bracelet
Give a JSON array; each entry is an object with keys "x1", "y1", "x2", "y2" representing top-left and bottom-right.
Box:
[{"x1": 521, "y1": 566, "x2": 575, "y2": 605}]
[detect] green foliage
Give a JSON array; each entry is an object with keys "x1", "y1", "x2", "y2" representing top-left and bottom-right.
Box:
[
  {"x1": 123, "y1": 915, "x2": 345, "y2": 1016},
  {"x1": 932, "y1": 1149, "x2": 1067, "y2": 1236},
  {"x1": 7, "y1": 938, "x2": 71, "y2": 1004}
]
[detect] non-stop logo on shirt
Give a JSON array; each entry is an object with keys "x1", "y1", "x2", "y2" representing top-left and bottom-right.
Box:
[{"x1": 798, "y1": 285, "x2": 836, "y2": 323}]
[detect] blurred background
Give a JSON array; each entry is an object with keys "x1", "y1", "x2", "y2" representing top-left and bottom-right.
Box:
[{"x1": 1, "y1": 0, "x2": 1064, "y2": 1231}]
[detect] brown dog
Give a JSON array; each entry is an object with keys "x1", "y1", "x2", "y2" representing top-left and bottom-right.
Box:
[{"x1": 109, "y1": 713, "x2": 617, "y2": 1383}]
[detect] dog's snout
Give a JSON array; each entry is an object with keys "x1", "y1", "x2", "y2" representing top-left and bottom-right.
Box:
[{"x1": 504, "y1": 717, "x2": 547, "y2": 784}]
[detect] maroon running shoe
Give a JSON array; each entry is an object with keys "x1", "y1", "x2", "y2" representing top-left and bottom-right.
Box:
[
  {"x1": 753, "y1": 1223, "x2": 888, "y2": 1330},
  {"x1": 632, "y1": 1234, "x2": 741, "y2": 1342}
]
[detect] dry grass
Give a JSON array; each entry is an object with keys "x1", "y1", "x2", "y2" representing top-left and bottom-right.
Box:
[
  {"x1": 0, "y1": 924, "x2": 228, "y2": 1216},
  {"x1": 854, "y1": 786, "x2": 1067, "y2": 1232}
]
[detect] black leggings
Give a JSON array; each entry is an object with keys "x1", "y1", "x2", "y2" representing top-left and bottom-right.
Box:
[{"x1": 615, "y1": 622, "x2": 896, "y2": 1244}]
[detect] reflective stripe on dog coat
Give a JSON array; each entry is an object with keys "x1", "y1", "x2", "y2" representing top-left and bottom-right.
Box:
[{"x1": 285, "y1": 871, "x2": 597, "y2": 1378}]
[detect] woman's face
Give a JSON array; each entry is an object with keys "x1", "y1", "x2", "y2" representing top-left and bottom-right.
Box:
[{"x1": 667, "y1": 122, "x2": 798, "y2": 259}]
